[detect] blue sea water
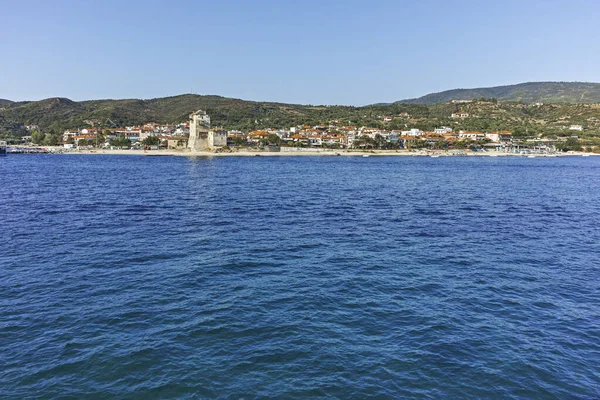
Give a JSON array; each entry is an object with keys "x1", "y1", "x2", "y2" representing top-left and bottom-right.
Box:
[{"x1": 1, "y1": 154, "x2": 599, "y2": 399}]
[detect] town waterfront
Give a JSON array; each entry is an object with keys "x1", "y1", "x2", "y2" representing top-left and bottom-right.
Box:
[{"x1": 1, "y1": 155, "x2": 599, "y2": 398}]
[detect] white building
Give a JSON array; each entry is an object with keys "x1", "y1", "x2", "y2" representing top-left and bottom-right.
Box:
[
  {"x1": 434, "y1": 127, "x2": 453, "y2": 134},
  {"x1": 458, "y1": 131, "x2": 485, "y2": 141},
  {"x1": 402, "y1": 129, "x2": 424, "y2": 137},
  {"x1": 569, "y1": 125, "x2": 583, "y2": 131},
  {"x1": 485, "y1": 131, "x2": 512, "y2": 143}
]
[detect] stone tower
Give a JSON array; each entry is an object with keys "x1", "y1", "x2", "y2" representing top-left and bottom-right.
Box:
[
  {"x1": 188, "y1": 110, "x2": 211, "y2": 151},
  {"x1": 187, "y1": 110, "x2": 227, "y2": 151}
]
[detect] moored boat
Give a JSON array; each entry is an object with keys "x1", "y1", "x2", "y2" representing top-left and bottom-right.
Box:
[{"x1": 0, "y1": 141, "x2": 7, "y2": 156}]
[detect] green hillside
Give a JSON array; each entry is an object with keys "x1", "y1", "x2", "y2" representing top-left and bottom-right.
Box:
[
  {"x1": 2, "y1": 85, "x2": 600, "y2": 140},
  {"x1": 396, "y1": 82, "x2": 600, "y2": 104},
  {"x1": 0, "y1": 94, "x2": 327, "y2": 134}
]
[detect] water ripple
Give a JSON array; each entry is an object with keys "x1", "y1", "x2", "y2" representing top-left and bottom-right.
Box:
[{"x1": 0, "y1": 155, "x2": 599, "y2": 398}]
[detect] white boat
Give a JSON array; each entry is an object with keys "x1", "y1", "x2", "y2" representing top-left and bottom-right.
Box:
[
  {"x1": 527, "y1": 155, "x2": 536, "y2": 158},
  {"x1": 430, "y1": 155, "x2": 440, "y2": 158},
  {"x1": 582, "y1": 154, "x2": 591, "y2": 157},
  {"x1": 362, "y1": 154, "x2": 370, "y2": 158},
  {"x1": 0, "y1": 141, "x2": 6, "y2": 156}
]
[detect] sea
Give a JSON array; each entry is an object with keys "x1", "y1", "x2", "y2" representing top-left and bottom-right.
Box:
[{"x1": 1, "y1": 154, "x2": 599, "y2": 399}]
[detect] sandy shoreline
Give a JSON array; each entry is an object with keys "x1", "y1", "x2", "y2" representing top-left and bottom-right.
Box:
[{"x1": 10, "y1": 147, "x2": 596, "y2": 157}]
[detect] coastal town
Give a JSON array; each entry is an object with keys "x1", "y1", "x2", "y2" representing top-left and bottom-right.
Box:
[{"x1": 7, "y1": 109, "x2": 592, "y2": 156}]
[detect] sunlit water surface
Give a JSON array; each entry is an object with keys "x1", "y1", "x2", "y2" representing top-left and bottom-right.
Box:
[{"x1": 1, "y1": 155, "x2": 599, "y2": 399}]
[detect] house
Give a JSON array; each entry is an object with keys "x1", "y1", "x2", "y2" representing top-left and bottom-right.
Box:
[
  {"x1": 227, "y1": 131, "x2": 247, "y2": 145},
  {"x1": 63, "y1": 130, "x2": 78, "y2": 142},
  {"x1": 402, "y1": 129, "x2": 423, "y2": 137},
  {"x1": 322, "y1": 135, "x2": 344, "y2": 147},
  {"x1": 139, "y1": 130, "x2": 160, "y2": 141},
  {"x1": 166, "y1": 136, "x2": 188, "y2": 149},
  {"x1": 383, "y1": 116, "x2": 393, "y2": 122},
  {"x1": 485, "y1": 131, "x2": 512, "y2": 142},
  {"x1": 451, "y1": 112, "x2": 469, "y2": 119},
  {"x1": 248, "y1": 130, "x2": 270, "y2": 142},
  {"x1": 458, "y1": 131, "x2": 485, "y2": 141},
  {"x1": 307, "y1": 135, "x2": 323, "y2": 146},
  {"x1": 569, "y1": 125, "x2": 583, "y2": 131},
  {"x1": 422, "y1": 133, "x2": 444, "y2": 144},
  {"x1": 434, "y1": 127, "x2": 453, "y2": 134},
  {"x1": 290, "y1": 134, "x2": 308, "y2": 145},
  {"x1": 74, "y1": 134, "x2": 95, "y2": 144},
  {"x1": 443, "y1": 132, "x2": 459, "y2": 141},
  {"x1": 399, "y1": 135, "x2": 420, "y2": 148}
]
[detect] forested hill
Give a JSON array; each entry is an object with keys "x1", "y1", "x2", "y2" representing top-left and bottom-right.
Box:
[
  {"x1": 395, "y1": 82, "x2": 600, "y2": 104},
  {"x1": 0, "y1": 94, "x2": 319, "y2": 133},
  {"x1": 3, "y1": 85, "x2": 600, "y2": 138}
]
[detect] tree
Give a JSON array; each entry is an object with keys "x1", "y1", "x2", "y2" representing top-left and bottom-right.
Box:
[
  {"x1": 374, "y1": 134, "x2": 388, "y2": 149},
  {"x1": 353, "y1": 135, "x2": 376, "y2": 149},
  {"x1": 556, "y1": 138, "x2": 583, "y2": 152},
  {"x1": 43, "y1": 134, "x2": 61, "y2": 146},
  {"x1": 230, "y1": 137, "x2": 246, "y2": 147},
  {"x1": 142, "y1": 136, "x2": 159, "y2": 146},
  {"x1": 94, "y1": 133, "x2": 106, "y2": 147},
  {"x1": 109, "y1": 136, "x2": 132, "y2": 148},
  {"x1": 31, "y1": 129, "x2": 45, "y2": 144},
  {"x1": 261, "y1": 134, "x2": 281, "y2": 146}
]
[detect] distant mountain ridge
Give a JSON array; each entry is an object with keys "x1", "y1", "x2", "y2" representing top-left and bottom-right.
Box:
[
  {"x1": 0, "y1": 94, "x2": 321, "y2": 134},
  {"x1": 3, "y1": 81, "x2": 600, "y2": 135},
  {"x1": 394, "y1": 82, "x2": 600, "y2": 104}
]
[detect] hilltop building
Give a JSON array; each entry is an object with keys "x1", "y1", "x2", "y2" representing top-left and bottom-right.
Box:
[
  {"x1": 187, "y1": 110, "x2": 227, "y2": 151},
  {"x1": 451, "y1": 111, "x2": 469, "y2": 119}
]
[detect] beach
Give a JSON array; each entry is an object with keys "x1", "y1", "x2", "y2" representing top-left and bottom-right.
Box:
[{"x1": 19, "y1": 147, "x2": 593, "y2": 157}]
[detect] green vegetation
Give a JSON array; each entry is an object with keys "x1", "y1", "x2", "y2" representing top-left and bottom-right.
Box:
[
  {"x1": 141, "y1": 136, "x2": 160, "y2": 146},
  {"x1": 260, "y1": 134, "x2": 281, "y2": 146},
  {"x1": 109, "y1": 137, "x2": 132, "y2": 148},
  {"x1": 555, "y1": 138, "x2": 583, "y2": 152},
  {"x1": 2, "y1": 83, "x2": 600, "y2": 144},
  {"x1": 42, "y1": 134, "x2": 61, "y2": 146},
  {"x1": 395, "y1": 82, "x2": 600, "y2": 105},
  {"x1": 31, "y1": 129, "x2": 45, "y2": 144}
]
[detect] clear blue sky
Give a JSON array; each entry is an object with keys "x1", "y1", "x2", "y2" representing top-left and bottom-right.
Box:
[{"x1": 2, "y1": 0, "x2": 599, "y2": 105}]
